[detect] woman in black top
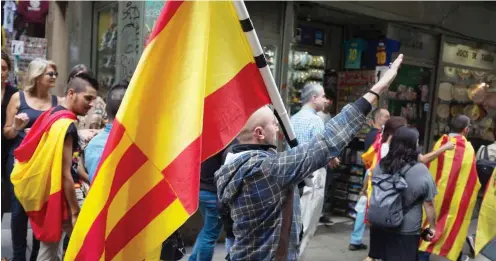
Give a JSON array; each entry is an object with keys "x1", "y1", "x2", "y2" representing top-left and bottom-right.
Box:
[
  {"x1": 3, "y1": 58, "x2": 59, "y2": 261},
  {"x1": 1, "y1": 51, "x2": 18, "y2": 219}
]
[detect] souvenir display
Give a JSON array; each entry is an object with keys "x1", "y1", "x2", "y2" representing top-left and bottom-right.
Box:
[
  {"x1": 456, "y1": 68, "x2": 472, "y2": 80},
  {"x1": 287, "y1": 49, "x2": 325, "y2": 115},
  {"x1": 444, "y1": 66, "x2": 457, "y2": 78},
  {"x1": 435, "y1": 64, "x2": 495, "y2": 142},
  {"x1": 472, "y1": 71, "x2": 487, "y2": 81},
  {"x1": 450, "y1": 105, "x2": 464, "y2": 117},
  {"x1": 464, "y1": 104, "x2": 481, "y2": 121},
  {"x1": 437, "y1": 104, "x2": 450, "y2": 119},
  {"x1": 263, "y1": 45, "x2": 277, "y2": 78},
  {"x1": 438, "y1": 82, "x2": 453, "y2": 101},
  {"x1": 452, "y1": 84, "x2": 469, "y2": 102},
  {"x1": 384, "y1": 64, "x2": 432, "y2": 147}
]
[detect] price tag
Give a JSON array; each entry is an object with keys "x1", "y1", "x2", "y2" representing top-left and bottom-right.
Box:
[{"x1": 11, "y1": 40, "x2": 24, "y2": 55}]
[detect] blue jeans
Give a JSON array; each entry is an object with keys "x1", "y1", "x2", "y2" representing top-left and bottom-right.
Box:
[
  {"x1": 350, "y1": 210, "x2": 366, "y2": 245},
  {"x1": 7, "y1": 154, "x2": 40, "y2": 261},
  {"x1": 189, "y1": 190, "x2": 223, "y2": 261}
]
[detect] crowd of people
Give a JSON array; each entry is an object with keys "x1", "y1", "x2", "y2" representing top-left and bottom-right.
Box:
[
  {"x1": 1, "y1": 46, "x2": 493, "y2": 261},
  {"x1": 1, "y1": 50, "x2": 128, "y2": 261}
]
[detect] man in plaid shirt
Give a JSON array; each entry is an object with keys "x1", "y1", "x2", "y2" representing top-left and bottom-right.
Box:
[{"x1": 215, "y1": 55, "x2": 404, "y2": 261}]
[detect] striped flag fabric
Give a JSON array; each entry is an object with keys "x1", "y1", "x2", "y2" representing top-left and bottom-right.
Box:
[
  {"x1": 361, "y1": 131, "x2": 382, "y2": 171},
  {"x1": 10, "y1": 109, "x2": 77, "y2": 242},
  {"x1": 419, "y1": 135, "x2": 481, "y2": 261},
  {"x1": 65, "y1": 1, "x2": 271, "y2": 260},
  {"x1": 475, "y1": 168, "x2": 496, "y2": 255},
  {"x1": 361, "y1": 131, "x2": 381, "y2": 223}
]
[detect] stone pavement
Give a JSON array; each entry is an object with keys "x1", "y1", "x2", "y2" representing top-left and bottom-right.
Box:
[
  {"x1": 194, "y1": 216, "x2": 476, "y2": 261},
  {"x1": 1, "y1": 214, "x2": 476, "y2": 260}
]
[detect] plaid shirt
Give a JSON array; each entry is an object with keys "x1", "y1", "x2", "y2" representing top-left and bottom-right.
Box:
[{"x1": 215, "y1": 102, "x2": 368, "y2": 261}]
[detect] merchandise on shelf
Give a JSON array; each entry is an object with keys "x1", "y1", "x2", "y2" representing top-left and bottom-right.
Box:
[
  {"x1": 263, "y1": 45, "x2": 276, "y2": 77},
  {"x1": 337, "y1": 70, "x2": 375, "y2": 139},
  {"x1": 331, "y1": 140, "x2": 367, "y2": 217},
  {"x1": 434, "y1": 65, "x2": 495, "y2": 142},
  {"x1": 287, "y1": 50, "x2": 325, "y2": 115}
]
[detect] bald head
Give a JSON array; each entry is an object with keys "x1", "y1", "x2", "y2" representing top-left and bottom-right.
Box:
[{"x1": 238, "y1": 106, "x2": 279, "y2": 146}]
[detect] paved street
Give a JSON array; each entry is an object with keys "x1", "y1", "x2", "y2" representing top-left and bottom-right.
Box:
[{"x1": 1, "y1": 214, "x2": 475, "y2": 260}]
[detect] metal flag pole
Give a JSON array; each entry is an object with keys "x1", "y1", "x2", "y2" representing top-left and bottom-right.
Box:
[{"x1": 232, "y1": 1, "x2": 298, "y2": 149}]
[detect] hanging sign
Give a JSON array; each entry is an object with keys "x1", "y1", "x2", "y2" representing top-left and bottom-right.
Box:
[{"x1": 442, "y1": 43, "x2": 496, "y2": 70}]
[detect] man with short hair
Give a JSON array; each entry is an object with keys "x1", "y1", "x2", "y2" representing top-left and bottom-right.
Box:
[
  {"x1": 11, "y1": 73, "x2": 99, "y2": 261},
  {"x1": 84, "y1": 81, "x2": 128, "y2": 184},
  {"x1": 290, "y1": 83, "x2": 339, "y2": 256},
  {"x1": 418, "y1": 115, "x2": 480, "y2": 261},
  {"x1": 215, "y1": 55, "x2": 403, "y2": 260},
  {"x1": 364, "y1": 108, "x2": 390, "y2": 151}
]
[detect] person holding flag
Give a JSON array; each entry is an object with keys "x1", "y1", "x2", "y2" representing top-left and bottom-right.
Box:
[
  {"x1": 215, "y1": 54, "x2": 404, "y2": 260},
  {"x1": 10, "y1": 73, "x2": 99, "y2": 260},
  {"x1": 419, "y1": 115, "x2": 481, "y2": 261},
  {"x1": 65, "y1": 1, "x2": 397, "y2": 260}
]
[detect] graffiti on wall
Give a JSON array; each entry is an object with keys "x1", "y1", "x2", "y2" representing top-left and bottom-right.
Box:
[{"x1": 120, "y1": 1, "x2": 140, "y2": 81}]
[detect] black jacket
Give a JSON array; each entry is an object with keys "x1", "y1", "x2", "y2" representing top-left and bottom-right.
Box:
[{"x1": 200, "y1": 139, "x2": 239, "y2": 193}]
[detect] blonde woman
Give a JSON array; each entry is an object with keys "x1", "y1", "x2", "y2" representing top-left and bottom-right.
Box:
[{"x1": 3, "y1": 58, "x2": 59, "y2": 261}]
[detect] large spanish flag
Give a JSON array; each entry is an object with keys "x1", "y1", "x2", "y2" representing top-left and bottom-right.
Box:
[
  {"x1": 419, "y1": 135, "x2": 481, "y2": 261},
  {"x1": 475, "y1": 168, "x2": 496, "y2": 255},
  {"x1": 10, "y1": 109, "x2": 78, "y2": 242},
  {"x1": 65, "y1": 1, "x2": 271, "y2": 260}
]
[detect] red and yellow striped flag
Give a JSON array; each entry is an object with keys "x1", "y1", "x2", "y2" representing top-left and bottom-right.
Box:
[
  {"x1": 361, "y1": 131, "x2": 381, "y2": 223},
  {"x1": 11, "y1": 109, "x2": 77, "y2": 242},
  {"x1": 475, "y1": 168, "x2": 496, "y2": 255},
  {"x1": 419, "y1": 135, "x2": 481, "y2": 261},
  {"x1": 65, "y1": 1, "x2": 270, "y2": 260},
  {"x1": 362, "y1": 131, "x2": 382, "y2": 171}
]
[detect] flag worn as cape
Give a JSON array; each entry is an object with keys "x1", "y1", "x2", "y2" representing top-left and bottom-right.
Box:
[
  {"x1": 65, "y1": 1, "x2": 271, "y2": 260},
  {"x1": 475, "y1": 168, "x2": 496, "y2": 255},
  {"x1": 419, "y1": 135, "x2": 481, "y2": 261},
  {"x1": 11, "y1": 108, "x2": 77, "y2": 242}
]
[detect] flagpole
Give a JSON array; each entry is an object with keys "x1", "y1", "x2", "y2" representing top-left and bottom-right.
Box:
[{"x1": 232, "y1": 1, "x2": 298, "y2": 149}]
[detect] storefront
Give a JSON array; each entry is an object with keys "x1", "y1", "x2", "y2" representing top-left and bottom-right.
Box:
[
  {"x1": 385, "y1": 24, "x2": 440, "y2": 151},
  {"x1": 431, "y1": 36, "x2": 496, "y2": 152},
  {"x1": 1, "y1": 0, "x2": 50, "y2": 86},
  {"x1": 65, "y1": 0, "x2": 287, "y2": 98}
]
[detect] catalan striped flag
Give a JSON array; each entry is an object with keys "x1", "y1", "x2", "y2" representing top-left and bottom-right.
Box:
[
  {"x1": 65, "y1": 1, "x2": 271, "y2": 260},
  {"x1": 419, "y1": 135, "x2": 481, "y2": 261},
  {"x1": 475, "y1": 168, "x2": 496, "y2": 255},
  {"x1": 10, "y1": 109, "x2": 77, "y2": 242}
]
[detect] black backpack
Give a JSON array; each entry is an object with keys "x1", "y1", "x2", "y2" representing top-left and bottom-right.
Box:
[
  {"x1": 476, "y1": 145, "x2": 496, "y2": 191},
  {"x1": 368, "y1": 164, "x2": 416, "y2": 228}
]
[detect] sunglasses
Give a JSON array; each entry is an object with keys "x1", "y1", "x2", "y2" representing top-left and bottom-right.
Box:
[{"x1": 45, "y1": 72, "x2": 58, "y2": 78}]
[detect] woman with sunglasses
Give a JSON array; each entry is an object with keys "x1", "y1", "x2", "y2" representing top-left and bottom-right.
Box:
[{"x1": 3, "y1": 58, "x2": 59, "y2": 261}]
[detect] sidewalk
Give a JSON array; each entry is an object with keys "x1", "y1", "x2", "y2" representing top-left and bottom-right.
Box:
[{"x1": 1, "y1": 214, "x2": 476, "y2": 260}]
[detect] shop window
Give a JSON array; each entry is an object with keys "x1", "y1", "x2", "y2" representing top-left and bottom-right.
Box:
[{"x1": 94, "y1": 3, "x2": 118, "y2": 95}]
